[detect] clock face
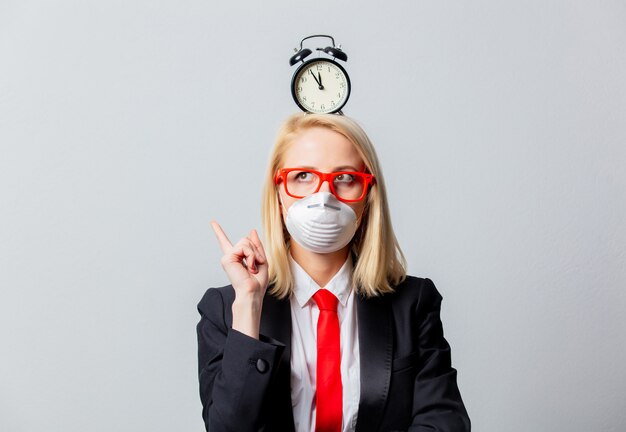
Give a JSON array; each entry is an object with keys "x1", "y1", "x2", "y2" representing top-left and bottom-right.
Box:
[{"x1": 291, "y1": 59, "x2": 351, "y2": 114}]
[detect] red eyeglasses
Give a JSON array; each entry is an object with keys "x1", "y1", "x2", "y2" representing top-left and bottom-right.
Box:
[{"x1": 275, "y1": 168, "x2": 375, "y2": 203}]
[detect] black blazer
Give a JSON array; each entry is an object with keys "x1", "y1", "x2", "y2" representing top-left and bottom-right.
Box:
[{"x1": 197, "y1": 276, "x2": 470, "y2": 431}]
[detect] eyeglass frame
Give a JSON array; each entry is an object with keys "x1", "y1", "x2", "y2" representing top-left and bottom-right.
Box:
[{"x1": 274, "y1": 168, "x2": 376, "y2": 203}]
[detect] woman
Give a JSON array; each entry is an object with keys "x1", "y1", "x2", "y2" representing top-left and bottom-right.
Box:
[{"x1": 197, "y1": 113, "x2": 470, "y2": 431}]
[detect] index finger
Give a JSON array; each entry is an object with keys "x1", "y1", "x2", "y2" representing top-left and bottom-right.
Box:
[{"x1": 210, "y1": 220, "x2": 233, "y2": 253}]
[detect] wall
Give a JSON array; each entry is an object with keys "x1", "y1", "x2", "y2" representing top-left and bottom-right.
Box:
[{"x1": 1, "y1": 1, "x2": 625, "y2": 430}]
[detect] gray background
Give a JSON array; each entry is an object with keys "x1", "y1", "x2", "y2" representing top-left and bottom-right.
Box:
[{"x1": 1, "y1": 1, "x2": 625, "y2": 431}]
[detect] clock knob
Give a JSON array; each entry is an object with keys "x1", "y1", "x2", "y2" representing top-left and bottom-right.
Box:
[{"x1": 289, "y1": 48, "x2": 312, "y2": 66}]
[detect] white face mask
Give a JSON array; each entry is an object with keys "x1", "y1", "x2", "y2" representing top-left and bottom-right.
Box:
[{"x1": 283, "y1": 192, "x2": 358, "y2": 254}]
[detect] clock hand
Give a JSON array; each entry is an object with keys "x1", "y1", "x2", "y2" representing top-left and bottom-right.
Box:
[
  {"x1": 317, "y1": 71, "x2": 325, "y2": 90},
  {"x1": 309, "y1": 70, "x2": 320, "y2": 85},
  {"x1": 309, "y1": 69, "x2": 324, "y2": 90}
]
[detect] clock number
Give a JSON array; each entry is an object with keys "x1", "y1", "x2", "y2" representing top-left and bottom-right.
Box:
[
  {"x1": 335, "y1": 73, "x2": 340, "y2": 79},
  {"x1": 316, "y1": 64, "x2": 323, "y2": 71},
  {"x1": 298, "y1": 86, "x2": 302, "y2": 92},
  {"x1": 339, "y1": 82, "x2": 345, "y2": 88},
  {"x1": 331, "y1": 101, "x2": 336, "y2": 107},
  {"x1": 300, "y1": 76, "x2": 307, "y2": 83},
  {"x1": 337, "y1": 92, "x2": 341, "y2": 98},
  {"x1": 302, "y1": 96, "x2": 307, "y2": 101},
  {"x1": 320, "y1": 104, "x2": 326, "y2": 110}
]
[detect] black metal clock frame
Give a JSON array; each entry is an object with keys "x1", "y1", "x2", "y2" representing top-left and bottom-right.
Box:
[{"x1": 289, "y1": 35, "x2": 350, "y2": 114}]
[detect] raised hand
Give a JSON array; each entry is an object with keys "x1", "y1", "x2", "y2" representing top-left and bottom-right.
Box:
[{"x1": 210, "y1": 221, "x2": 269, "y2": 338}]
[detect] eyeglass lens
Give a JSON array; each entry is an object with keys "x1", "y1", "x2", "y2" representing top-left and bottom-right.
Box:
[{"x1": 285, "y1": 171, "x2": 366, "y2": 200}]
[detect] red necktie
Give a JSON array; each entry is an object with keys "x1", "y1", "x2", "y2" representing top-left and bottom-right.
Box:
[{"x1": 313, "y1": 289, "x2": 342, "y2": 432}]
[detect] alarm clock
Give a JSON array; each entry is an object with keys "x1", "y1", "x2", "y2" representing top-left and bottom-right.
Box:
[{"x1": 289, "y1": 35, "x2": 351, "y2": 114}]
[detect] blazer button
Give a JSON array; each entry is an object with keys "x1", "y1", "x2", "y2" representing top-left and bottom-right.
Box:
[{"x1": 255, "y1": 359, "x2": 269, "y2": 374}]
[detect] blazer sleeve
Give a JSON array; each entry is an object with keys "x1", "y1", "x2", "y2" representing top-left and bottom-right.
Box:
[
  {"x1": 197, "y1": 287, "x2": 286, "y2": 432},
  {"x1": 409, "y1": 278, "x2": 471, "y2": 432}
]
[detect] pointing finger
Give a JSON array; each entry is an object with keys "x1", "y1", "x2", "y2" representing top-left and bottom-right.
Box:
[{"x1": 210, "y1": 220, "x2": 233, "y2": 253}]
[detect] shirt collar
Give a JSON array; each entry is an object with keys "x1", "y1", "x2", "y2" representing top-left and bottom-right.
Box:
[{"x1": 289, "y1": 252, "x2": 353, "y2": 308}]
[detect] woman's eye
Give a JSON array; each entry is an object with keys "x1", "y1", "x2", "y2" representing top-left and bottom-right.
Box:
[
  {"x1": 295, "y1": 172, "x2": 314, "y2": 181},
  {"x1": 334, "y1": 174, "x2": 354, "y2": 183}
]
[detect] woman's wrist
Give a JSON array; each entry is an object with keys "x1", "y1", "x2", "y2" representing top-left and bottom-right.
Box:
[{"x1": 231, "y1": 296, "x2": 263, "y2": 339}]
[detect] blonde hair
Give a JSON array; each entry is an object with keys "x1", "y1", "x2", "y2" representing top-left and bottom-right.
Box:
[{"x1": 261, "y1": 113, "x2": 406, "y2": 299}]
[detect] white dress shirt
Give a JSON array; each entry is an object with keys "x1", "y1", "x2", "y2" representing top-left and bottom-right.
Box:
[{"x1": 289, "y1": 253, "x2": 361, "y2": 432}]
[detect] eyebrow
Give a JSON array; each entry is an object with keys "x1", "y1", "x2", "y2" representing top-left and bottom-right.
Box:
[
  {"x1": 335, "y1": 165, "x2": 359, "y2": 172},
  {"x1": 294, "y1": 165, "x2": 360, "y2": 171}
]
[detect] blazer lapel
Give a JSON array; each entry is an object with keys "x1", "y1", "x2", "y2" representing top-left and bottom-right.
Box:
[
  {"x1": 260, "y1": 293, "x2": 295, "y2": 430},
  {"x1": 354, "y1": 292, "x2": 393, "y2": 432},
  {"x1": 260, "y1": 292, "x2": 292, "y2": 365}
]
